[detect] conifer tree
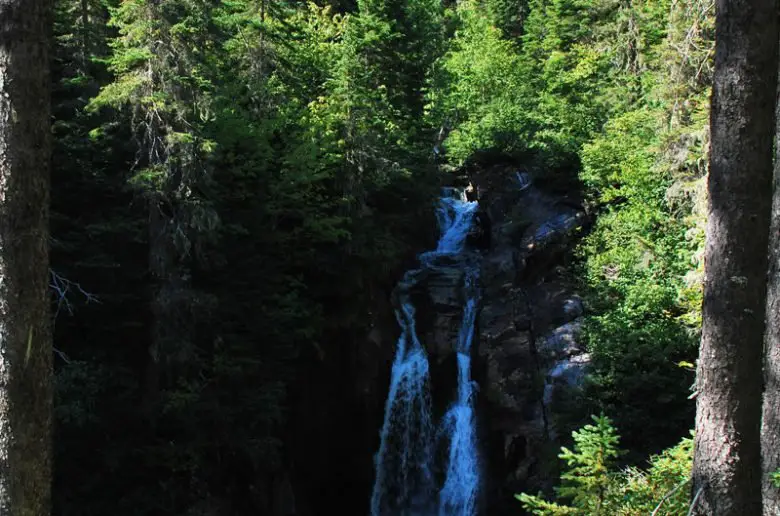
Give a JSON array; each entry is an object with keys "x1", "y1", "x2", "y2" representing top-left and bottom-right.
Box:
[
  {"x1": 518, "y1": 415, "x2": 622, "y2": 516},
  {"x1": 333, "y1": 0, "x2": 442, "y2": 202},
  {"x1": 89, "y1": 0, "x2": 219, "y2": 420}
]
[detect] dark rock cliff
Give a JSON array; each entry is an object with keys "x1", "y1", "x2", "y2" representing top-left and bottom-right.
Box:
[
  {"x1": 419, "y1": 164, "x2": 591, "y2": 513},
  {"x1": 473, "y1": 165, "x2": 590, "y2": 513}
]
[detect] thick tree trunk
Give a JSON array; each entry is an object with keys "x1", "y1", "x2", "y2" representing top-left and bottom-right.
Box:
[
  {"x1": 0, "y1": 1, "x2": 53, "y2": 515},
  {"x1": 761, "y1": 54, "x2": 780, "y2": 516},
  {"x1": 691, "y1": 1, "x2": 779, "y2": 515}
]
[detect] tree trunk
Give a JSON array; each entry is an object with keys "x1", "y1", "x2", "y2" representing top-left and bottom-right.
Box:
[
  {"x1": 145, "y1": 200, "x2": 172, "y2": 421},
  {"x1": 79, "y1": 0, "x2": 89, "y2": 73},
  {"x1": 145, "y1": 195, "x2": 191, "y2": 423},
  {"x1": 761, "y1": 50, "x2": 780, "y2": 516},
  {"x1": 692, "y1": 1, "x2": 779, "y2": 515},
  {"x1": 0, "y1": 1, "x2": 53, "y2": 515}
]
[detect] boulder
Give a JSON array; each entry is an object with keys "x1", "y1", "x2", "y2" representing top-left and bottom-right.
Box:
[
  {"x1": 561, "y1": 297, "x2": 584, "y2": 321},
  {"x1": 536, "y1": 319, "x2": 584, "y2": 361},
  {"x1": 542, "y1": 353, "x2": 592, "y2": 406}
]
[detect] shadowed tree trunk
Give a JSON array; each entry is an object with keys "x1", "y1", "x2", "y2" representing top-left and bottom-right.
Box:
[
  {"x1": 0, "y1": 0, "x2": 53, "y2": 514},
  {"x1": 691, "y1": 1, "x2": 779, "y2": 515},
  {"x1": 761, "y1": 52, "x2": 780, "y2": 516}
]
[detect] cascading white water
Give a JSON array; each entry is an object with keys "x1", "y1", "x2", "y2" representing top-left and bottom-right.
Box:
[
  {"x1": 370, "y1": 296, "x2": 436, "y2": 515},
  {"x1": 435, "y1": 197, "x2": 476, "y2": 255},
  {"x1": 371, "y1": 189, "x2": 481, "y2": 516},
  {"x1": 438, "y1": 268, "x2": 480, "y2": 516}
]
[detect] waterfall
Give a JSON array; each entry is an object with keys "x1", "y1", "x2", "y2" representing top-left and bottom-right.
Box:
[
  {"x1": 371, "y1": 189, "x2": 481, "y2": 516},
  {"x1": 438, "y1": 268, "x2": 480, "y2": 516},
  {"x1": 369, "y1": 290, "x2": 436, "y2": 515}
]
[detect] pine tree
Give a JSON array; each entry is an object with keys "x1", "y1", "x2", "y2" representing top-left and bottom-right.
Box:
[
  {"x1": 518, "y1": 415, "x2": 623, "y2": 516},
  {"x1": 89, "y1": 0, "x2": 219, "y2": 422},
  {"x1": 332, "y1": 0, "x2": 442, "y2": 202},
  {"x1": 428, "y1": 0, "x2": 533, "y2": 164}
]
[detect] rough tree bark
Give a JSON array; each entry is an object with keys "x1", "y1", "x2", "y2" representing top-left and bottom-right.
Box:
[
  {"x1": 0, "y1": 0, "x2": 53, "y2": 515},
  {"x1": 691, "y1": 1, "x2": 779, "y2": 515},
  {"x1": 761, "y1": 48, "x2": 780, "y2": 516}
]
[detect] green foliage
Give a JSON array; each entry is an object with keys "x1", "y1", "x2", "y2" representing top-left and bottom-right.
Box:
[
  {"x1": 485, "y1": 0, "x2": 529, "y2": 38},
  {"x1": 557, "y1": 415, "x2": 623, "y2": 511},
  {"x1": 89, "y1": 0, "x2": 217, "y2": 171},
  {"x1": 52, "y1": 0, "x2": 442, "y2": 512},
  {"x1": 431, "y1": 0, "x2": 648, "y2": 167},
  {"x1": 612, "y1": 433, "x2": 693, "y2": 515},
  {"x1": 325, "y1": 0, "x2": 443, "y2": 196},
  {"x1": 428, "y1": 0, "x2": 534, "y2": 164},
  {"x1": 518, "y1": 418, "x2": 693, "y2": 515},
  {"x1": 773, "y1": 470, "x2": 780, "y2": 488},
  {"x1": 515, "y1": 0, "x2": 615, "y2": 164},
  {"x1": 577, "y1": 108, "x2": 699, "y2": 453}
]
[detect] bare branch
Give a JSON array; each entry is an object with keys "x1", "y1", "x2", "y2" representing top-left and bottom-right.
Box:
[
  {"x1": 686, "y1": 486, "x2": 704, "y2": 516},
  {"x1": 49, "y1": 269, "x2": 100, "y2": 320},
  {"x1": 52, "y1": 347, "x2": 72, "y2": 364},
  {"x1": 651, "y1": 478, "x2": 690, "y2": 516}
]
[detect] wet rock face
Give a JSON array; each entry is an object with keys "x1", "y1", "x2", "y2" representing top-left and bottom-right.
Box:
[
  {"x1": 471, "y1": 165, "x2": 591, "y2": 512},
  {"x1": 467, "y1": 208, "x2": 492, "y2": 250},
  {"x1": 543, "y1": 353, "x2": 592, "y2": 406},
  {"x1": 427, "y1": 266, "x2": 465, "y2": 310}
]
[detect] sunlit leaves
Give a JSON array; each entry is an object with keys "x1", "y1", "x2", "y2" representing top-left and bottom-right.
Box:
[
  {"x1": 429, "y1": 0, "x2": 533, "y2": 163},
  {"x1": 518, "y1": 419, "x2": 693, "y2": 515}
]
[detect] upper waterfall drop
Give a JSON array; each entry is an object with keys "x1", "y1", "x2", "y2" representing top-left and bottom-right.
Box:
[
  {"x1": 435, "y1": 197, "x2": 479, "y2": 255},
  {"x1": 371, "y1": 188, "x2": 482, "y2": 516}
]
